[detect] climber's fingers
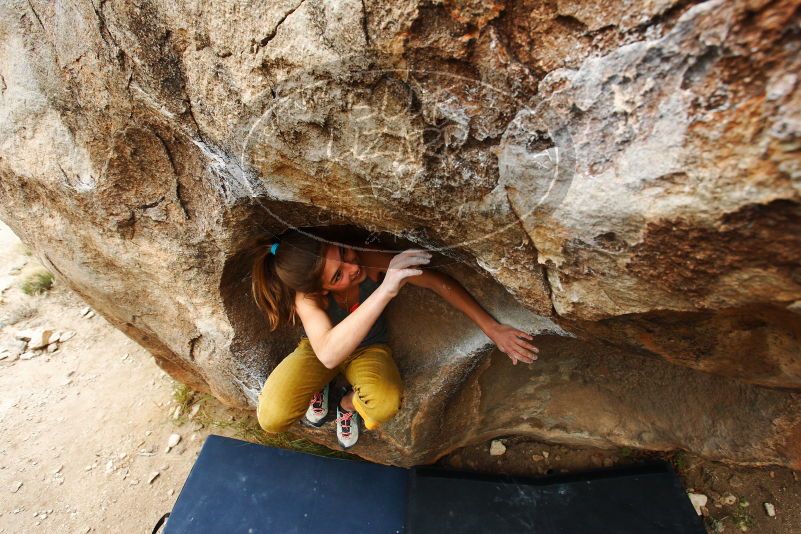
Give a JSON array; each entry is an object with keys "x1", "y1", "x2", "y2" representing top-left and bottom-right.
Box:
[
  {"x1": 508, "y1": 345, "x2": 535, "y2": 364},
  {"x1": 501, "y1": 343, "x2": 536, "y2": 365},
  {"x1": 513, "y1": 339, "x2": 539, "y2": 360},
  {"x1": 514, "y1": 338, "x2": 540, "y2": 355},
  {"x1": 513, "y1": 330, "x2": 537, "y2": 346}
]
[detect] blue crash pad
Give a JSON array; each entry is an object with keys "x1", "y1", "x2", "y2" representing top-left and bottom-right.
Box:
[
  {"x1": 406, "y1": 465, "x2": 706, "y2": 533},
  {"x1": 161, "y1": 435, "x2": 705, "y2": 534},
  {"x1": 163, "y1": 435, "x2": 407, "y2": 533}
]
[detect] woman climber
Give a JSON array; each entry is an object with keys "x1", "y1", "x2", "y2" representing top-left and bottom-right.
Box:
[{"x1": 250, "y1": 229, "x2": 540, "y2": 449}]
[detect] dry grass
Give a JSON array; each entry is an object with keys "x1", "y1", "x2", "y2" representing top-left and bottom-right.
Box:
[
  {"x1": 20, "y1": 269, "x2": 54, "y2": 295},
  {"x1": 171, "y1": 382, "x2": 356, "y2": 460},
  {"x1": 172, "y1": 382, "x2": 196, "y2": 410},
  {"x1": 1, "y1": 301, "x2": 37, "y2": 325},
  {"x1": 15, "y1": 243, "x2": 33, "y2": 256}
]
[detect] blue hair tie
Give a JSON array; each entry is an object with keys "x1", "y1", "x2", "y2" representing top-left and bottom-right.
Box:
[{"x1": 270, "y1": 242, "x2": 279, "y2": 255}]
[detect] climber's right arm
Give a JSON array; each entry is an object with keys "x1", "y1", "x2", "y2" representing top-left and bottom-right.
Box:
[{"x1": 294, "y1": 289, "x2": 394, "y2": 369}]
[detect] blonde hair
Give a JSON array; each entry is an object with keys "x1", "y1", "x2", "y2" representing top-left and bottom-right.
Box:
[{"x1": 250, "y1": 230, "x2": 328, "y2": 332}]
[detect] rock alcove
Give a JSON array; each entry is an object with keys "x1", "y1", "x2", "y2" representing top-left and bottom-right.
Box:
[{"x1": 0, "y1": 0, "x2": 799, "y2": 468}]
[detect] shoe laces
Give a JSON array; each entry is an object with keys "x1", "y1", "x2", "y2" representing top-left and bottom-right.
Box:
[
  {"x1": 336, "y1": 410, "x2": 354, "y2": 437},
  {"x1": 310, "y1": 391, "x2": 324, "y2": 415}
]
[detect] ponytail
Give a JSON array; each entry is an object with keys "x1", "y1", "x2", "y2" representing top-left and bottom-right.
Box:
[{"x1": 249, "y1": 230, "x2": 327, "y2": 332}]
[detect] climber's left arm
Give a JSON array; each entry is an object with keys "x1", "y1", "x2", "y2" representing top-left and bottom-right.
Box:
[
  {"x1": 408, "y1": 269, "x2": 540, "y2": 365},
  {"x1": 360, "y1": 248, "x2": 540, "y2": 364}
]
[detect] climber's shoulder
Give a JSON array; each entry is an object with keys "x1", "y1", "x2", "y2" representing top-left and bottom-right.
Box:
[
  {"x1": 293, "y1": 290, "x2": 333, "y2": 353},
  {"x1": 294, "y1": 290, "x2": 328, "y2": 312}
]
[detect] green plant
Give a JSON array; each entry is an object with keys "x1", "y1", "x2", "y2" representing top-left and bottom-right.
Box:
[
  {"x1": 705, "y1": 516, "x2": 725, "y2": 533},
  {"x1": 619, "y1": 447, "x2": 633, "y2": 459},
  {"x1": 172, "y1": 382, "x2": 196, "y2": 411},
  {"x1": 671, "y1": 450, "x2": 688, "y2": 472},
  {"x1": 169, "y1": 382, "x2": 355, "y2": 460},
  {"x1": 16, "y1": 243, "x2": 33, "y2": 256},
  {"x1": 20, "y1": 269, "x2": 54, "y2": 295},
  {"x1": 237, "y1": 417, "x2": 357, "y2": 460},
  {"x1": 730, "y1": 506, "x2": 755, "y2": 532}
]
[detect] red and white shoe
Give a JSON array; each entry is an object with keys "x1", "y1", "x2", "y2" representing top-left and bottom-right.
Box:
[
  {"x1": 335, "y1": 403, "x2": 360, "y2": 449},
  {"x1": 303, "y1": 383, "x2": 329, "y2": 427}
]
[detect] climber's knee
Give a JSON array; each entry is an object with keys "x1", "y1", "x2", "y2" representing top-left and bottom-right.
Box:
[
  {"x1": 372, "y1": 384, "x2": 402, "y2": 425},
  {"x1": 255, "y1": 337, "x2": 333, "y2": 434},
  {"x1": 256, "y1": 396, "x2": 294, "y2": 434},
  {"x1": 354, "y1": 379, "x2": 402, "y2": 429},
  {"x1": 344, "y1": 343, "x2": 403, "y2": 429}
]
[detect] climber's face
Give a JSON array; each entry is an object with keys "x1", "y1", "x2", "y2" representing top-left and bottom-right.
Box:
[{"x1": 320, "y1": 244, "x2": 366, "y2": 294}]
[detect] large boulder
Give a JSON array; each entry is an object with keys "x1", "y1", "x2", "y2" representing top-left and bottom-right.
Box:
[{"x1": 1, "y1": 0, "x2": 799, "y2": 467}]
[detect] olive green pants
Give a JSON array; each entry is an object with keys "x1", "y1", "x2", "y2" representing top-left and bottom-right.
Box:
[{"x1": 257, "y1": 337, "x2": 403, "y2": 433}]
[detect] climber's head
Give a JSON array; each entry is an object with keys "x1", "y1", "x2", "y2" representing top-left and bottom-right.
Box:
[
  {"x1": 250, "y1": 230, "x2": 325, "y2": 331},
  {"x1": 250, "y1": 230, "x2": 364, "y2": 331},
  {"x1": 318, "y1": 242, "x2": 367, "y2": 296}
]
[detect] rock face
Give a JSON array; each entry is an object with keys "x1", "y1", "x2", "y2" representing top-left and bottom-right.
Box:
[{"x1": 1, "y1": 0, "x2": 800, "y2": 467}]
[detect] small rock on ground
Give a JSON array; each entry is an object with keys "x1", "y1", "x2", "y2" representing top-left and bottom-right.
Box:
[
  {"x1": 166, "y1": 433, "x2": 181, "y2": 452},
  {"x1": 489, "y1": 440, "x2": 506, "y2": 456},
  {"x1": 688, "y1": 493, "x2": 708, "y2": 516}
]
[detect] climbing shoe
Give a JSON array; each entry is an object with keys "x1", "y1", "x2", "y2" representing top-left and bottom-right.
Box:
[
  {"x1": 303, "y1": 383, "x2": 329, "y2": 427},
  {"x1": 335, "y1": 402, "x2": 360, "y2": 449}
]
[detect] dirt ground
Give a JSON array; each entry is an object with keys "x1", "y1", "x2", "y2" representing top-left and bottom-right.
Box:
[
  {"x1": 1, "y1": 219, "x2": 799, "y2": 533},
  {"x1": 0, "y1": 222, "x2": 250, "y2": 534}
]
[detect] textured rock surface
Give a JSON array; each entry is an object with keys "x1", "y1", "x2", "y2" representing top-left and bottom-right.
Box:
[{"x1": 1, "y1": 0, "x2": 800, "y2": 467}]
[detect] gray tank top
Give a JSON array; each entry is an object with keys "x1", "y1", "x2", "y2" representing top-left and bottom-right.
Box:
[{"x1": 301, "y1": 274, "x2": 390, "y2": 348}]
